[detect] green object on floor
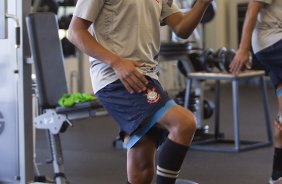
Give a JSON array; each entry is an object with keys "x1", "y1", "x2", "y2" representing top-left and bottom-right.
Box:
[{"x1": 58, "y1": 93, "x2": 97, "y2": 107}]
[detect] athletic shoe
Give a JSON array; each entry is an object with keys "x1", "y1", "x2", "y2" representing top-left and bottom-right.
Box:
[{"x1": 269, "y1": 177, "x2": 282, "y2": 184}]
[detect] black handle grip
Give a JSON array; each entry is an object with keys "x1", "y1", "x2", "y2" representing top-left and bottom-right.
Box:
[{"x1": 15, "y1": 26, "x2": 20, "y2": 48}]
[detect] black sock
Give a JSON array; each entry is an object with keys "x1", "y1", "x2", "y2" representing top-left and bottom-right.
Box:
[
  {"x1": 156, "y1": 138, "x2": 189, "y2": 184},
  {"x1": 272, "y1": 148, "x2": 282, "y2": 180}
]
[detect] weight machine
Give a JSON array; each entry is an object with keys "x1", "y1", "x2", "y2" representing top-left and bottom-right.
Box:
[{"x1": 27, "y1": 12, "x2": 104, "y2": 183}]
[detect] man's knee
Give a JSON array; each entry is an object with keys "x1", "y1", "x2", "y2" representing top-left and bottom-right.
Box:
[
  {"x1": 140, "y1": 169, "x2": 154, "y2": 183},
  {"x1": 169, "y1": 107, "x2": 197, "y2": 136},
  {"x1": 127, "y1": 136, "x2": 156, "y2": 184},
  {"x1": 128, "y1": 166, "x2": 154, "y2": 184}
]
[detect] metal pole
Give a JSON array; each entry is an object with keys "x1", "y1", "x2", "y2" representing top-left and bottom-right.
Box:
[
  {"x1": 232, "y1": 79, "x2": 240, "y2": 151},
  {"x1": 260, "y1": 76, "x2": 272, "y2": 144}
]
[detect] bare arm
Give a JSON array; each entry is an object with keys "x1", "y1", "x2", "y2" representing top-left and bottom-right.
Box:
[
  {"x1": 68, "y1": 17, "x2": 119, "y2": 66},
  {"x1": 68, "y1": 16, "x2": 148, "y2": 94},
  {"x1": 229, "y1": 0, "x2": 263, "y2": 74},
  {"x1": 164, "y1": 0, "x2": 212, "y2": 39}
]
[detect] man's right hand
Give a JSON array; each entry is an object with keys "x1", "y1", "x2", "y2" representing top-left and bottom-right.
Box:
[
  {"x1": 111, "y1": 58, "x2": 148, "y2": 94},
  {"x1": 229, "y1": 49, "x2": 251, "y2": 74}
]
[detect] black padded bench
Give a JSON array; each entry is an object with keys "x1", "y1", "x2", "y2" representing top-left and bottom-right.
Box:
[{"x1": 26, "y1": 12, "x2": 103, "y2": 183}]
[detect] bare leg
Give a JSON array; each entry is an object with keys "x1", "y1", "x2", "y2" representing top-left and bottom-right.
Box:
[
  {"x1": 274, "y1": 84, "x2": 282, "y2": 148},
  {"x1": 125, "y1": 134, "x2": 157, "y2": 184},
  {"x1": 271, "y1": 84, "x2": 282, "y2": 181}
]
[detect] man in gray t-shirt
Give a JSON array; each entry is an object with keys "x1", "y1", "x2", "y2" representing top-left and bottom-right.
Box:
[
  {"x1": 72, "y1": 0, "x2": 181, "y2": 94},
  {"x1": 229, "y1": 1, "x2": 282, "y2": 183},
  {"x1": 68, "y1": 0, "x2": 212, "y2": 184}
]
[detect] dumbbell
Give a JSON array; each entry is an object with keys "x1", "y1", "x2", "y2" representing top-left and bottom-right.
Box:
[
  {"x1": 202, "y1": 47, "x2": 229, "y2": 72},
  {"x1": 214, "y1": 47, "x2": 228, "y2": 72},
  {"x1": 59, "y1": 14, "x2": 73, "y2": 30},
  {"x1": 203, "y1": 99, "x2": 215, "y2": 119},
  {"x1": 202, "y1": 48, "x2": 215, "y2": 72},
  {"x1": 185, "y1": 50, "x2": 210, "y2": 72},
  {"x1": 202, "y1": 47, "x2": 252, "y2": 73},
  {"x1": 223, "y1": 49, "x2": 236, "y2": 72},
  {"x1": 202, "y1": 47, "x2": 227, "y2": 72},
  {"x1": 61, "y1": 37, "x2": 76, "y2": 57}
]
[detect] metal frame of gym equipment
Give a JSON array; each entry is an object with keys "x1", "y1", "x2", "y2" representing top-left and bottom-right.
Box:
[
  {"x1": 158, "y1": 0, "x2": 217, "y2": 140},
  {"x1": 0, "y1": 0, "x2": 34, "y2": 183},
  {"x1": 159, "y1": 45, "x2": 206, "y2": 129},
  {"x1": 185, "y1": 71, "x2": 273, "y2": 152},
  {"x1": 26, "y1": 12, "x2": 104, "y2": 183}
]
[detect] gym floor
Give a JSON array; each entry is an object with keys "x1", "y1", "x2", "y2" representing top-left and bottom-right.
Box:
[{"x1": 35, "y1": 80, "x2": 277, "y2": 184}]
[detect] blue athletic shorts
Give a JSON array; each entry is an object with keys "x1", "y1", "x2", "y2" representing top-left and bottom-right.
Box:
[
  {"x1": 96, "y1": 76, "x2": 176, "y2": 148},
  {"x1": 255, "y1": 39, "x2": 282, "y2": 88}
]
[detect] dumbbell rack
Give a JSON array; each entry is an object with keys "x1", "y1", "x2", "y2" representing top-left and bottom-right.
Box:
[{"x1": 185, "y1": 70, "x2": 273, "y2": 152}]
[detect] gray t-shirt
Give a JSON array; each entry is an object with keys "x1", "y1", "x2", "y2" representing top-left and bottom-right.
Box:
[
  {"x1": 252, "y1": 0, "x2": 282, "y2": 53},
  {"x1": 73, "y1": 0, "x2": 180, "y2": 93}
]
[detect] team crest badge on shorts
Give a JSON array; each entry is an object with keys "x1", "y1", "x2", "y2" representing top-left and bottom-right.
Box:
[{"x1": 144, "y1": 87, "x2": 160, "y2": 104}]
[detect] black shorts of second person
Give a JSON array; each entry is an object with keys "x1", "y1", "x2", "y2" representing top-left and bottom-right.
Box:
[
  {"x1": 255, "y1": 39, "x2": 282, "y2": 88},
  {"x1": 96, "y1": 76, "x2": 170, "y2": 140}
]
